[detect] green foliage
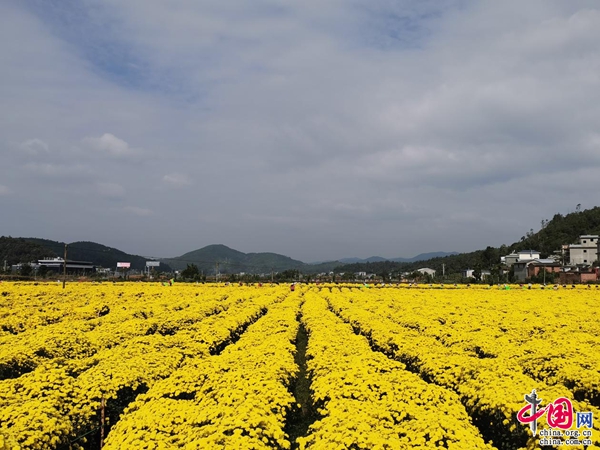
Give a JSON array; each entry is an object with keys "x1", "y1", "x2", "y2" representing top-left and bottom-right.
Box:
[
  {"x1": 337, "y1": 206, "x2": 600, "y2": 277},
  {"x1": 163, "y1": 244, "x2": 334, "y2": 275},
  {"x1": 276, "y1": 269, "x2": 300, "y2": 282},
  {"x1": 528, "y1": 270, "x2": 556, "y2": 284},
  {"x1": 181, "y1": 264, "x2": 200, "y2": 280},
  {"x1": 37, "y1": 264, "x2": 49, "y2": 278},
  {"x1": 0, "y1": 237, "x2": 56, "y2": 266},
  {"x1": 19, "y1": 263, "x2": 33, "y2": 277},
  {"x1": 512, "y1": 207, "x2": 600, "y2": 257},
  {"x1": 23, "y1": 238, "x2": 172, "y2": 272},
  {"x1": 472, "y1": 264, "x2": 482, "y2": 282},
  {"x1": 166, "y1": 244, "x2": 286, "y2": 273}
]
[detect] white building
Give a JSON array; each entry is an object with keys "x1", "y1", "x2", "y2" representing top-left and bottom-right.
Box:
[
  {"x1": 518, "y1": 250, "x2": 540, "y2": 261},
  {"x1": 38, "y1": 258, "x2": 94, "y2": 272},
  {"x1": 417, "y1": 268, "x2": 436, "y2": 276},
  {"x1": 568, "y1": 235, "x2": 599, "y2": 265},
  {"x1": 462, "y1": 269, "x2": 491, "y2": 280},
  {"x1": 503, "y1": 251, "x2": 540, "y2": 267}
]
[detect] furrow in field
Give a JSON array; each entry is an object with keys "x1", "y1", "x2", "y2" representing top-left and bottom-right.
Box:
[
  {"x1": 103, "y1": 292, "x2": 302, "y2": 449},
  {"x1": 0, "y1": 285, "x2": 255, "y2": 380},
  {"x1": 0, "y1": 287, "x2": 284, "y2": 450},
  {"x1": 349, "y1": 288, "x2": 600, "y2": 409},
  {"x1": 324, "y1": 287, "x2": 600, "y2": 450},
  {"x1": 298, "y1": 290, "x2": 493, "y2": 450}
]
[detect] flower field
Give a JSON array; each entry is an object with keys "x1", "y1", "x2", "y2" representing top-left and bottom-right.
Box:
[{"x1": 0, "y1": 282, "x2": 599, "y2": 449}]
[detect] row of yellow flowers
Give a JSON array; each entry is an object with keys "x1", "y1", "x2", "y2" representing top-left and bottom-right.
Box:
[
  {"x1": 355, "y1": 288, "x2": 600, "y2": 407},
  {"x1": 0, "y1": 284, "x2": 286, "y2": 450},
  {"x1": 2, "y1": 282, "x2": 599, "y2": 449},
  {"x1": 298, "y1": 289, "x2": 493, "y2": 450},
  {"x1": 0, "y1": 284, "x2": 248, "y2": 378},
  {"x1": 324, "y1": 287, "x2": 600, "y2": 449},
  {"x1": 103, "y1": 292, "x2": 302, "y2": 449}
]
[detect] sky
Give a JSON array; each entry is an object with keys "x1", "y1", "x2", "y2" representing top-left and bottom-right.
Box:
[{"x1": 1, "y1": 1, "x2": 600, "y2": 262}]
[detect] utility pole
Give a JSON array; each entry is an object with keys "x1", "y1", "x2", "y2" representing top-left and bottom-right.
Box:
[
  {"x1": 215, "y1": 262, "x2": 219, "y2": 283},
  {"x1": 271, "y1": 268, "x2": 274, "y2": 283},
  {"x1": 62, "y1": 244, "x2": 67, "y2": 289},
  {"x1": 442, "y1": 263, "x2": 445, "y2": 279}
]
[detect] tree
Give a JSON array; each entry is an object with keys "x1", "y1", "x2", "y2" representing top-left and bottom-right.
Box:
[
  {"x1": 378, "y1": 269, "x2": 390, "y2": 282},
  {"x1": 276, "y1": 269, "x2": 300, "y2": 282},
  {"x1": 19, "y1": 263, "x2": 33, "y2": 277},
  {"x1": 488, "y1": 264, "x2": 501, "y2": 284},
  {"x1": 181, "y1": 264, "x2": 200, "y2": 281},
  {"x1": 472, "y1": 264, "x2": 482, "y2": 282},
  {"x1": 529, "y1": 270, "x2": 556, "y2": 284},
  {"x1": 227, "y1": 273, "x2": 238, "y2": 283},
  {"x1": 482, "y1": 246, "x2": 499, "y2": 268},
  {"x1": 409, "y1": 271, "x2": 422, "y2": 282},
  {"x1": 38, "y1": 265, "x2": 49, "y2": 279}
]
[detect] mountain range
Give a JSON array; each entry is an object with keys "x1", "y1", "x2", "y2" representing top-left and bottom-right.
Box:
[
  {"x1": 0, "y1": 238, "x2": 171, "y2": 272},
  {"x1": 337, "y1": 252, "x2": 458, "y2": 264},
  {"x1": 335, "y1": 206, "x2": 600, "y2": 278},
  {"x1": 162, "y1": 244, "x2": 308, "y2": 274},
  {"x1": 6, "y1": 205, "x2": 600, "y2": 276},
  {"x1": 1, "y1": 238, "x2": 451, "y2": 275}
]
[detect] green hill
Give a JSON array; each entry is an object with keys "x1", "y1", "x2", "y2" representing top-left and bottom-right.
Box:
[
  {"x1": 13, "y1": 206, "x2": 600, "y2": 279},
  {"x1": 0, "y1": 237, "x2": 57, "y2": 267},
  {"x1": 2, "y1": 238, "x2": 338, "y2": 275},
  {"x1": 336, "y1": 206, "x2": 600, "y2": 278},
  {"x1": 163, "y1": 244, "x2": 308, "y2": 274},
  {"x1": 511, "y1": 206, "x2": 600, "y2": 257},
  {"x1": 15, "y1": 238, "x2": 171, "y2": 272}
]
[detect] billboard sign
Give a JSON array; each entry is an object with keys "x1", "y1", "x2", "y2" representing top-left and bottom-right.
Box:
[
  {"x1": 116, "y1": 262, "x2": 131, "y2": 268},
  {"x1": 146, "y1": 261, "x2": 160, "y2": 267}
]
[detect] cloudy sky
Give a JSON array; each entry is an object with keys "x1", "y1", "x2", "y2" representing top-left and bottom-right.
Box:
[{"x1": 1, "y1": 1, "x2": 600, "y2": 262}]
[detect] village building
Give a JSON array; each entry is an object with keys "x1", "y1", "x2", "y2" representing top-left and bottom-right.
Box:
[{"x1": 566, "y1": 235, "x2": 600, "y2": 265}]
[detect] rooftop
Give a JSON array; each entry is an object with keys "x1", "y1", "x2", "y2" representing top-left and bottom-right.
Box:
[{"x1": 530, "y1": 259, "x2": 560, "y2": 265}]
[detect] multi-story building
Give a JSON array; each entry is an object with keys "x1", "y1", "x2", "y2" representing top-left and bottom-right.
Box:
[
  {"x1": 513, "y1": 259, "x2": 562, "y2": 282},
  {"x1": 567, "y1": 235, "x2": 599, "y2": 265},
  {"x1": 38, "y1": 258, "x2": 94, "y2": 273},
  {"x1": 502, "y1": 250, "x2": 540, "y2": 267}
]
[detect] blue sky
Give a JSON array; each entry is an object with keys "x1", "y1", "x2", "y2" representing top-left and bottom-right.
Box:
[{"x1": 2, "y1": 1, "x2": 600, "y2": 261}]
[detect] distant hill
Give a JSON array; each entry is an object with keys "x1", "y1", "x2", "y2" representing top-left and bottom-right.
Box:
[
  {"x1": 2, "y1": 238, "x2": 339, "y2": 275},
  {"x1": 19, "y1": 238, "x2": 171, "y2": 272},
  {"x1": 0, "y1": 237, "x2": 57, "y2": 267},
  {"x1": 338, "y1": 256, "x2": 387, "y2": 263},
  {"x1": 11, "y1": 206, "x2": 600, "y2": 279},
  {"x1": 336, "y1": 206, "x2": 600, "y2": 278},
  {"x1": 512, "y1": 206, "x2": 600, "y2": 257},
  {"x1": 163, "y1": 244, "x2": 309, "y2": 274},
  {"x1": 339, "y1": 252, "x2": 458, "y2": 264},
  {"x1": 392, "y1": 251, "x2": 460, "y2": 262}
]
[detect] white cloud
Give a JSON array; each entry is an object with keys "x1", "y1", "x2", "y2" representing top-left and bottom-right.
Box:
[
  {"x1": 162, "y1": 173, "x2": 192, "y2": 188},
  {"x1": 18, "y1": 138, "x2": 49, "y2": 155},
  {"x1": 3, "y1": 1, "x2": 600, "y2": 261},
  {"x1": 82, "y1": 133, "x2": 142, "y2": 158},
  {"x1": 123, "y1": 206, "x2": 153, "y2": 216}
]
